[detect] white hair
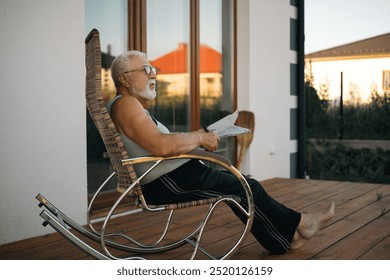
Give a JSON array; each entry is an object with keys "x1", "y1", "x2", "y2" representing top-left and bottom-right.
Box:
[{"x1": 111, "y1": 50, "x2": 147, "y2": 88}]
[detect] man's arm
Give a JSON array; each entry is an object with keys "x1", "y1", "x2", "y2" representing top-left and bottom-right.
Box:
[{"x1": 110, "y1": 95, "x2": 219, "y2": 156}]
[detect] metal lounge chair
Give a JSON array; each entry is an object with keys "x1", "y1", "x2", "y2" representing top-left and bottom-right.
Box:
[{"x1": 36, "y1": 29, "x2": 254, "y2": 260}]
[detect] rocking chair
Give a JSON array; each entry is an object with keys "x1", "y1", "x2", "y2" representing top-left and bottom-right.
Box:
[{"x1": 36, "y1": 29, "x2": 254, "y2": 260}]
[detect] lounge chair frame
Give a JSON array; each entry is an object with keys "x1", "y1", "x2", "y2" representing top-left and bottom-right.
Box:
[{"x1": 36, "y1": 29, "x2": 254, "y2": 260}]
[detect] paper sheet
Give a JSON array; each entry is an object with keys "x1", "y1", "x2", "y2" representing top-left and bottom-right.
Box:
[{"x1": 207, "y1": 110, "x2": 250, "y2": 138}]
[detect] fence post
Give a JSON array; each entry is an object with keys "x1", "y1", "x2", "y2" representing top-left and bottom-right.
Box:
[{"x1": 339, "y1": 71, "x2": 344, "y2": 140}]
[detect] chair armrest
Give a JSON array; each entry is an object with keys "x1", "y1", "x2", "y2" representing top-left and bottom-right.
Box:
[
  {"x1": 186, "y1": 149, "x2": 232, "y2": 166},
  {"x1": 121, "y1": 149, "x2": 232, "y2": 168}
]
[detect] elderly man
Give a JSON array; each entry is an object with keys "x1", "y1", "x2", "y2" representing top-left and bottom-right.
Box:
[{"x1": 107, "y1": 50, "x2": 335, "y2": 255}]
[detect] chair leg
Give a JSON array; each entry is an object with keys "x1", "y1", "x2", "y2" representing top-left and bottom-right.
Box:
[
  {"x1": 37, "y1": 191, "x2": 252, "y2": 260},
  {"x1": 37, "y1": 194, "x2": 189, "y2": 256},
  {"x1": 37, "y1": 194, "x2": 148, "y2": 257},
  {"x1": 39, "y1": 210, "x2": 111, "y2": 259},
  {"x1": 187, "y1": 197, "x2": 251, "y2": 260}
]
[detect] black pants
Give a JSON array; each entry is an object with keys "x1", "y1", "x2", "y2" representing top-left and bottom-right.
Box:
[{"x1": 141, "y1": 159, "x2": 301, "y2": 254}]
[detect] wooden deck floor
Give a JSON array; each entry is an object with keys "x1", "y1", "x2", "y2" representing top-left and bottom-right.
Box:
[{"x1": 1, "y1": 178, "x2": 389, "y2": 260}]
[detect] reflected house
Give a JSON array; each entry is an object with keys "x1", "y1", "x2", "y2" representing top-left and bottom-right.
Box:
[
  {"x1": 150, "y1": 43, "x2": 222, "y2": 106},
  {"x1": 305, "y1": 32, "x2": 390, "y2": 103}
]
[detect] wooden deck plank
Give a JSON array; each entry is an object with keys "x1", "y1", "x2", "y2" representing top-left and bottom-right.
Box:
[
  {"x1": 359, "y1": 234, "x2": 390, "y2": 260},
  {"x1": 274, "y1": 181, "x2": 362, "y2": 210},
  {"x1": 266, "y1": 192, "x2": 390, "y2": 260},
  {"x1": 0, "y1": 179, "x2": 389, "y2": 260},
  {"x1": 313, "y1": 211, "x2": 390, "y2": 259}
]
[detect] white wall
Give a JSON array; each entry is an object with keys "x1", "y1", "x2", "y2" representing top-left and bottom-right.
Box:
[
  {"x1": 0, "y1": 0, "x2": 87, "y2": 245},
  {"x1": 237, "y1": 0, "x2": 298, "y2": 180}
]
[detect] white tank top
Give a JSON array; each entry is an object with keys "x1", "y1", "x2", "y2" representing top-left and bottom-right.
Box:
[{"x1": 106, "y1": 95, "x2": 189, "y2": 184}]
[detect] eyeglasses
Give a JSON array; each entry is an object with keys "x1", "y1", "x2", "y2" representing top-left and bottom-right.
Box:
[{"x1": 123, "y1": 65, "x2": 157, "y2": 76}]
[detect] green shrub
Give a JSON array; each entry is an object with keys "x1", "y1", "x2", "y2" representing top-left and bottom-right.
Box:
[{"x1": 307, "y1": 144, "x2": 390, "y2": 183}]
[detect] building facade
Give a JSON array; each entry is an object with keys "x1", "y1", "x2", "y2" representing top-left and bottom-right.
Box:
[
  {"x1": 305, "y1": 32, "x2": 390, "y2": 103},
  {"x1": 0, "y1": 0, "x2": 304, "y2": 245}
]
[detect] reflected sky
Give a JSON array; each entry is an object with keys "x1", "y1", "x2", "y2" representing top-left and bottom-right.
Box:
[
  {"x1": 85, "y1": 0, "x2": 222, "y2": 59},
  {"x1": 85, "y1": 0, "x2": 127, "y2": 56},
  {"x1": 147, "y1": 0, "x2": 222, "y2": 59}
]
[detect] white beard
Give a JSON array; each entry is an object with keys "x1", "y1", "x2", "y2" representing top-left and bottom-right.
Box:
[{"x1": 134, "y1": 79, "x2": 156, "y2": 100}]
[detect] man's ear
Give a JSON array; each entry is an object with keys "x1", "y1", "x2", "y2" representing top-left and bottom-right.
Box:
[{"x1": 118, "y1": 75, "x2": 129, "y2": 87}]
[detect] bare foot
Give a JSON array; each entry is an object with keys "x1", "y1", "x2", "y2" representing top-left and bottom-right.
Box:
[
  {"x1": 290, "y1": 231, "x2": 307, "y2": 250},
  {"x1": 297, "y1": 202, "x2": 335, "y2": 239}
]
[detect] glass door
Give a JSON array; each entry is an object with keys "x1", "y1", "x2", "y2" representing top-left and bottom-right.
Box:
[
  {"x1": 85, "y1": 0, "x2": 128, "y2": 194},
  {"x1": 199, "y1": 0, "x2": 235, "y2": 159},
  {"x1": 146, "y1": 0, "x2": 191, "y2": 132},
  {"x1": 146, "y1": 0, "x2": 236, "y2": 161}
]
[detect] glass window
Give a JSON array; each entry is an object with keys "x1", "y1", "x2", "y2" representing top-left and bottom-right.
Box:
[
  {"x1": 199, "y1": 0, "x2": 235, "y2": 160},
  {"x1": 147, "y1": 0, "x2": 191, "y2": 132},
  {"x1": 85, "y1": 0, "x2": 128, "y2": 194},
  {"x1": 85, "y1": 0, "x2": 236, "y2": 197},
  {"x1": 85, "y1": 0, "x2": 128, "y2": 57}
]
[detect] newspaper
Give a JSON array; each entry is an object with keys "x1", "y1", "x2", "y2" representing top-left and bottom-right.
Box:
[{"x1": 206, "y1": 110, "x2": 250, "y2": 138}]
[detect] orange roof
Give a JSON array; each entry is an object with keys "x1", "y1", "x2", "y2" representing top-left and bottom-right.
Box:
[{"x1": 150, "y1": 43, "x2": 222, "y2": 74}]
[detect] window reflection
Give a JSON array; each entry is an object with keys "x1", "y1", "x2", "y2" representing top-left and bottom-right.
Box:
[
  {"x1": 200, "y1": 0, "x2": 235, "y2": 160},
  {"x1": 85, "y1": 0, "x2": 128, "y2": 194},
  {"x1": 85, "y1": 0, "x2": 236, "y2": 196},
  {"x1": 147, "y1": 0, "x2": 191, "y2": 132},
  {"x1": 85, "y1": 0, "x2": 128, "y2": 101}
]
